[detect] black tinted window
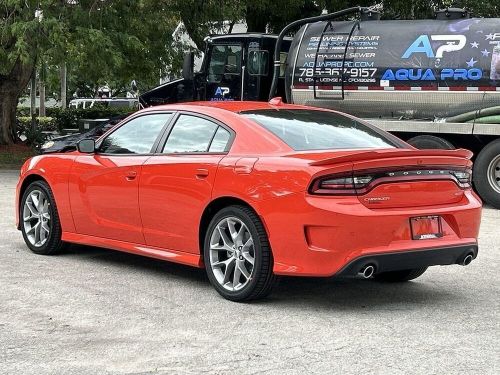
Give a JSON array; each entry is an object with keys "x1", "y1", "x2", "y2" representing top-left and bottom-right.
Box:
[
  {"x1": 208, "y1": 45, "x2": 242, "y2": 83},
  {"x1": 163, "y1": 115, "x2": 218, "y2": 153},
  {"x1": 209, "y1": 127, "x2": 231, "y2": 152},
  {"x1": 99, "y1": 113, "x2": 171, "y2": 154},
  {"x1": 242, "y1": 110, "x2": 398, "y2": 151},
  {"x1": 248, "y1": 50, "x2": 268, "y2": 76}
]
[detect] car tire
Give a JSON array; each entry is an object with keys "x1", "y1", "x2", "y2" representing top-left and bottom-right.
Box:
[
  {"x1": 204, "y1": 205, "x2": 275, "y2": 301},
  {"x1": 473, "y1": 139, "x2": 500, "y2": 209},
  {"x1": 20, "y1": 180, "x2": 64, "y2": 255},
  {"x1": 406, "y1": 135, "x2": 455, "y2": 150},
  {"x1": 373, "y1": 267, "x2": 428, "y2": 282}
]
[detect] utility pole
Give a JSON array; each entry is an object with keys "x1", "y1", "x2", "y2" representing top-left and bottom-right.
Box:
[
  {"x1": 60, "y1": 63, "x2": 67, "y2": 109},
  {"x1": 39, "y1": 64, "x2": 46, "y2": 117},
  {"x1": 31, "y1": 6, "x2": 43, "y2": 129},
  {"x1": 30, "y1": 70, "x2": 37, "y2": 130}
]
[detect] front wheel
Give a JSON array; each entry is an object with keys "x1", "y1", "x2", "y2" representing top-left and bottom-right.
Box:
[
  {"x1": 373, "y1": 267, "x2": 428, "y2": 282},
  {"x1": 20, "y1": 180, "x2": 64, "y2": 255},
  {"x1": 204, "y1": 205, "x2": 275, "y2": 302}
]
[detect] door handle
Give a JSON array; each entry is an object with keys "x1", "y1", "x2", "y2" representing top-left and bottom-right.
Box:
[
  {"x1": 125, "y1": 171, "x2": 137, "y2": 181},
  {"x1": 195, "y1": 168, "x2": 209, "y2": 178}
]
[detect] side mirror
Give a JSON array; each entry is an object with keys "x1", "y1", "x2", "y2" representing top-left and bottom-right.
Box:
[
  {"x1": 77, "y1": 139, "x2": 95, "y2": 153},
  {"x1": 182, "y1": 51, "x2": 194, "y2": 80}
]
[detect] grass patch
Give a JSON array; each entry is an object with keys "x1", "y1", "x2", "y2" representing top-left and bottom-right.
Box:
[{"x1": 0, "y1": 143, "x2": 37, "y2": 169}]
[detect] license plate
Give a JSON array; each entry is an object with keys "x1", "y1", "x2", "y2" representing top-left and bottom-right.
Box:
[{"x1": 410, "y1": 216, "x2": 443, "y2": 240}]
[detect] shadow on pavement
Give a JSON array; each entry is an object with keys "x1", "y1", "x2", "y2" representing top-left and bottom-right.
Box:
[
  {"x1": 61, "y1": 243, "x2": 208, "y2": 283},
  {"x1": 59, "y1": 243, "x2": 462, "y2": 310}
]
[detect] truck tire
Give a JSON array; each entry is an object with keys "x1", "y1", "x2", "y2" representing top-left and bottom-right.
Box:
[
  {"x1": 406, "y1": 135, "x2": 455, "y2": 150},
  {"x1": 473, "y1": 139, "x2": 500, "y2": 209}
]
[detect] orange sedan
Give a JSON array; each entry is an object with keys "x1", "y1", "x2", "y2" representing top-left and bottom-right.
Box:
[{"x1": 16, "y1": 100, "x2": 482, "y2": 301}]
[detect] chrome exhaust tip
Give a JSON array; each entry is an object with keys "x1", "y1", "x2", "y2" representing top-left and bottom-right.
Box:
[
  {"x1": 462, "y1": 253, "x2": 474, "y2": 266},
  {"x1": 359, "y1": 264, "x2": 376, "y2": 279}
]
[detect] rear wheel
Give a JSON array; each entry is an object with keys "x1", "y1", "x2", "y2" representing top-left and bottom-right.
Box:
[
  {"x1": 204, "y1": 205, "x2": 275, "y2": 301},
  {"x1": 374, "y1": 267, "x2": 428, "y2": 282},
  {"x1": 473, "y1": 139, "x2": 500, "y2": 208},
  {"x1": 20, "y1": 181, "x2": 64, "y2": 255}
]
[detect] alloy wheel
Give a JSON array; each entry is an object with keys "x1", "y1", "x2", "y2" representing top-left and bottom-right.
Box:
[
  {"x1": 23, "y1": 189, "x2": 51, "y2": 247},
  {"x1": 209, "y1": 216, "x2": 255, "y2": 291}
]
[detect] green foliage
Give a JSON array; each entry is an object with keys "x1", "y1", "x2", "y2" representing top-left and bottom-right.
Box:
[
  {"x1": 1, "y1": 0, "x2": 181, "y2": 144},
  {"x1": 169, "y1": 1, "x2": 243, "y2": 49},
  {"x1": 1, "y1": 1, "x2": 179, "y2": 88},
  {"x1": 22, "y1": 121, "x2": 49, "y2": 148},
  {"x1": 17, "y1": 107, "x2": 134, "y2": 135},
  {"x1": 17, "y1": 107, "x2": 60, "y2": 117},
  {"x1": 17, "y1": 116, "x2": 56, "y2": 133}
]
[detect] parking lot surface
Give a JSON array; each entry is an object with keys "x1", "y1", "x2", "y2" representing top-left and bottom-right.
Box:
[{"x1": 0, "y1": 169, "x2": 499, "y2": 374}]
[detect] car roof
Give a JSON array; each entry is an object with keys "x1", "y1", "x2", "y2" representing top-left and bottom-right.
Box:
[{"x1": 139, "y1": 100, "x2": 320, "y2": 115}]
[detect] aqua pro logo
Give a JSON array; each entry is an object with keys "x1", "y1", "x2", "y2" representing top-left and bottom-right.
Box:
[
  {"x1": 215, "y1": 87, "x2": 230, "y2": 97},
  {"x1": 402, "y1": 35, "x2": 467, "y2": 59}
]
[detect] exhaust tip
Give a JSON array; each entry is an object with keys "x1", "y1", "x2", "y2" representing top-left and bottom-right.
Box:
[
  {"x1": 359, "y1": 264, "x2": 376, "y2": 279},
  {"x1": 462, "y1": 253, "x2": 474, "y2": 266}
]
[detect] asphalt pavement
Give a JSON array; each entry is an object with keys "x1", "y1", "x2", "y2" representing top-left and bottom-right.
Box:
[{"x1": 0, "y1": 169, "x2": 498, "y2": 374}]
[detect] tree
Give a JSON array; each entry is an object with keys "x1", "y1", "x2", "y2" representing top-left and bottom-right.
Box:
[
  {"x1": 170, "y1": 0, "x2": 243, "y2": 50},
  {"x1": 1, "y1": 0, "x2": 178, "y2": 145}
]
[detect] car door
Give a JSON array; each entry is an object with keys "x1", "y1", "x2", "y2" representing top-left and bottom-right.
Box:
[
  {"x1": 68, "y1": 112, "x2": 173, "y2": 244},
  {"x1": 205, "y1": 43, "x2": 244, "y2": 101},
  {"x1": 140, "y1": 113, "x2": 233, "y2": 253}
]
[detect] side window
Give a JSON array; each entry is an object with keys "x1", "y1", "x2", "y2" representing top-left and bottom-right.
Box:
[
  {"x1": 99, "y1": 113, "x2": 171, "y2": 154},
  {"x1": 248, "y1": 50, "x2": 269, "y2": 76},
  {"x1": 208, "y1": 45, "x2": 242, "y2": 83},
  {"x1": 209, "y1": 127, "x2": 231, "y2": 152},
  {"x1": 163, "y1": 115, "x2": 219, "y2": 153}
]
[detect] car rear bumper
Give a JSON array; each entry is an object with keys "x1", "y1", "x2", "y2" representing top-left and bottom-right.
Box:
[
  {"x1": 256, "y1": 189, "x2": 482, "y2": 277},
  {"x1": 335, "y1": 243, "x2": 478, "y2": 277}
]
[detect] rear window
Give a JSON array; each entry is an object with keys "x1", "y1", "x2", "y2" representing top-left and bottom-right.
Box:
[{"x1": 241, "y1": 109, "x2": 399, "y2": 151}]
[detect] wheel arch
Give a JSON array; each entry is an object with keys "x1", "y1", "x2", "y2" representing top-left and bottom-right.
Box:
[{"x1": 198, "y1": 196, "x2": 268, "y2": 258}]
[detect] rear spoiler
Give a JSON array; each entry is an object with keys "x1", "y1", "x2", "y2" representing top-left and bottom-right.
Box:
[{"x1": 309, "y1": 149, "x2": 473, "y2": 166}]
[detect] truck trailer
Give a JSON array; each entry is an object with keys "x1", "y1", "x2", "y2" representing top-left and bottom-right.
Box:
[{"x1": 140, "y1": 6, "x2": 500, "y2": 208}]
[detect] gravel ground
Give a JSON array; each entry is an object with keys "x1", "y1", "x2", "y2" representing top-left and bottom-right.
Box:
[{"x1": 0, "y1": 169, "x2": 498, "y2": 375}]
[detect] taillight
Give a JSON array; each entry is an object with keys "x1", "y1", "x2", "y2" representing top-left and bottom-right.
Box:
[
  {"x1": 309, "y1": 167, "x2": 472, "y2": 195},
  {"x1": 309, "y1": 173, "x2": 373, "y2": 195},
  {"x1": 450, "y1": 168, "x2": 472, "y2": 188}
]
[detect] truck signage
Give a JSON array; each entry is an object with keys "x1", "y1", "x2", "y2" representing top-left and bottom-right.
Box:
[{"x1": 291, "y1": 19, "x2": 500, "y2": 89}]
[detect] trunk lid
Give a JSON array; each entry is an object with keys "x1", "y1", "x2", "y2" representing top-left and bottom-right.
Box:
[{"x1": 307, "y1": 148, "x2": 473, "y2": 209}]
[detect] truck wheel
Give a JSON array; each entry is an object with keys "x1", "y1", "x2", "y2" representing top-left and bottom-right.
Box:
[
  {"x1": 406, "y1": 135, "x2": 455, "y2": 149},
  {"x1": 473, "y1": 139, "x2": 500, "y2": 209}
]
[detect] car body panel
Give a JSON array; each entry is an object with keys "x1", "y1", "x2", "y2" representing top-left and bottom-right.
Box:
[
  {"x1": 256, "y1": 189, "x2": 480, "y2": 276},
  {"x1": 140, "y1": 154, "x2": 225, "y2": 253},
  {"x1": 16, "y1": 154, "x2": 77, "y2": 233},
  {"x1": 62, "y1": 231, "x2": 202, "y2": 267},
  {"x1": 68, "y1": 154, "x2": 150, "y2": 244}
]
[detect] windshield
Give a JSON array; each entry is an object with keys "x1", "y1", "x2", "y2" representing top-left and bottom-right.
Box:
[{"x1": 241, "y1": 109, "x2": 401, "y2": 151}]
